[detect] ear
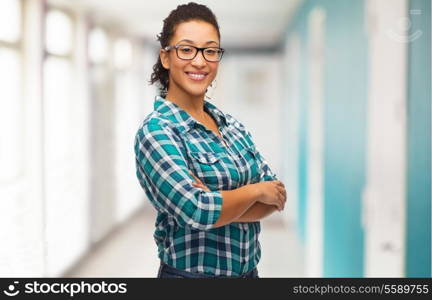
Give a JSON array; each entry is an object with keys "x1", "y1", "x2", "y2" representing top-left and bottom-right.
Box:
[{"x1": 160, "y1": 48, "x2": 170, "y2": 70}]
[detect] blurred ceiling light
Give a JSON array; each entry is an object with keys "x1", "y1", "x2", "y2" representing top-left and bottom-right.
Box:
[
  {"x1": 45, "y1": 9, "x2": 73, "y2": 56},
  {"x1": 114, "y1": 38, "x2": 133, "y2": 70},
  {"x1": 0, "y1": 0, "x2": 21, "y2": 43},
  {"x1": 89, "y1": 28, "x2": 109, "y2": 64}
]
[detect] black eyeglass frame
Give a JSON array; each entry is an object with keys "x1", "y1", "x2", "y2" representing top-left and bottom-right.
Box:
[{"x1": 163, "y1": 44, "x2": 225, "y2": 62}]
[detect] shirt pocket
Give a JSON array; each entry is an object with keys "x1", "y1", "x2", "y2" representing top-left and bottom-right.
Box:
[
  {"x1": 236, "y1": 146, "x2": 260, "y2": 184},
  {"x1": 189, "y1": 151, "x2": 226, "y2": 190}
]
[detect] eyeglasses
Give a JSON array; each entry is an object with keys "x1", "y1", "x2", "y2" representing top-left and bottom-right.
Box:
[{"x1": 164, "y1": 44, "x2": 225, "y2": 62}]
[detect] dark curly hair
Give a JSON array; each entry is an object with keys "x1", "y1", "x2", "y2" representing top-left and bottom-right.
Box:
[{"x1": 149, "y1": 2, "x2": 221, "y2": 97}]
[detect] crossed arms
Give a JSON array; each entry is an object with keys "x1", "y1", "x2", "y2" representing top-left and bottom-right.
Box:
[{"x1": 135, "y1": 119, "x2": 285, "y2": 231}]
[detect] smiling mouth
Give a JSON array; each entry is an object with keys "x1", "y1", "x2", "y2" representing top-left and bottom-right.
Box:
[{"x1": 185, "y1": 72, "x2": 208, "y2": 81}]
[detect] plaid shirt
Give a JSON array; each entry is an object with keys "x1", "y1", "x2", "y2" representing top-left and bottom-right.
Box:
[{"x1": 134, "y1": 96, "x2": 278, "y2": 276}]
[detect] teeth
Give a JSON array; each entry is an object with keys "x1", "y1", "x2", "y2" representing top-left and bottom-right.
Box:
[{"x1": 188, "y1": 73, "x2": 205, "y2": 79}]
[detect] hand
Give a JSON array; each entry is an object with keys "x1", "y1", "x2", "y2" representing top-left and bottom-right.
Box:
[
  {"x1": 254, "y1": 180, "x2": 287, "y2": 211},
  {"x1": 189, "y1": 171, "x2": 211, "y2": 192}
]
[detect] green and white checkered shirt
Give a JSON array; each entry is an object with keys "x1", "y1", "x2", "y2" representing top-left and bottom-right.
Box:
[{"x1": 134, "y1": 96, "x2": 278, "y2": 276}]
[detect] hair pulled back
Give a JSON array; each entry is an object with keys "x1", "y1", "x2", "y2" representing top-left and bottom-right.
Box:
[{"x1": 149, "y1": 2, "x2": 220, "y2": 97}]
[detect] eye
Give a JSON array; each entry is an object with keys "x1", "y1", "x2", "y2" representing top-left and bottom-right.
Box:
[
  {"x1": 205, "y1": 48, "x2": 217, "y2": 55},
  {"x1": 205, "y1": 48, "x2": 222, "y2": 57},
  {"x1": 179, "y1": 46, "x2": 193, "y2": 53}
]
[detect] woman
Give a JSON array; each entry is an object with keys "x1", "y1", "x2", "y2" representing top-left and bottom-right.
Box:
[{"x1": 134, "y1": 2, "x2": 287, "y2": 278}]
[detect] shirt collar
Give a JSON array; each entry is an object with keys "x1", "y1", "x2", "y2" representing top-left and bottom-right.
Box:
[{"x1": 154, "y1": 96, "x2": 229, "y2": 131}]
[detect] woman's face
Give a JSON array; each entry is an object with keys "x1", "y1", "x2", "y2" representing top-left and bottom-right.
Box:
[{"x1": 160, "y1": 20, "x2": 220, "y2": 99}]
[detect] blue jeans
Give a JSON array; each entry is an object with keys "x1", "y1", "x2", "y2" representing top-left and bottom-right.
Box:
[{"x1": 157, "y1": 261, "x2": 259, "y2": 278}]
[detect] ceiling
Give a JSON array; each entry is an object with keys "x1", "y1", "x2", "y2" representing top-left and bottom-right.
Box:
[{"x1": 49, "y1": 0, "x2": 302, "y2": 49}]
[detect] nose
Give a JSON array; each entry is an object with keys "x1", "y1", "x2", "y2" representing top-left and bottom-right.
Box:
[{"x1": 191, "y1": 49, "x2": 206, "y2": 67}]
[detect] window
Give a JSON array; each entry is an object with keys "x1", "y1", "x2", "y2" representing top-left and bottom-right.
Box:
[
  {"x1": 45, "y1": 9, "x2": 73, "y2": 56},
  {"x1": 89, "y1": 27, "x2": 109, "y2": 65},
  {"x1": 44, "y1": 9, "x2": 74, "y2": 161},
  {"x1": 0, "y1": 0, "x2": 21, "y2": 43},
  {"x1": 43, "y1": 8, "x2": 77, "y2": 276},
  {"x1": 114, "y1": 38, "x2": 133, "y2": 70},
  {"x1": 0, "y1": 0, "x2": 22, "y2": 182}
]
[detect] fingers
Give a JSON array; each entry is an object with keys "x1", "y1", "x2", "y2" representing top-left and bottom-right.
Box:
[
  {"x1": 279, "y1": 185, "x2": 286, "y2": 201},
  {"x1": 189, "y1": 170, "x2": 200, "y2": 182},
  {"x1": 189, "y1": 170, "x2": 212, "y2": 192},
  {"x1": 191, "y1": 180, "x2": 211, "y2": 192},
  {"x1": 275, "y1": 189, "x2": 284, "y2": 211},
  {"x1": 276, "y1": 183, "x2": 286, "y2": 211},
  {"x1": 189, "y1": 171, "x2": 206, "y2": 186},
  {"x1": 268, "y1": 181, "x2": 284, "y2": 210},
  {"x1": 273, "y1": 201, "x2": 282, "y2": 211},
  {"x1": 192, "y1": 181, "x2": 203, "y2": 187},
  {"x1": 280, "y1": 191, "x2": 286, "y2": 211},
  {"x1": 259, "y1": 181, "x2": 286, "y2": 211},
  {"x1": 280, "y1": 190, "x2": 286, "y2": 210}
]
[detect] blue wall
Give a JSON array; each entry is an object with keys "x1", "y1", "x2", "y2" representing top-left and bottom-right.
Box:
[
  {"x1": 406, "y1": 0, "x2": 431, "y2": 278},
  {"x1": 284, "y1": 0, "x2": 367, "y2": 277},
  {"x1": 322, "y1": 0, "x2": 367, "y2": 278}
]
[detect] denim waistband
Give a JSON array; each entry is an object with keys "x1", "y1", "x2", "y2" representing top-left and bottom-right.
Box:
[{"x1": 158, "y1": 261, "x2": 258, "y2": 278}]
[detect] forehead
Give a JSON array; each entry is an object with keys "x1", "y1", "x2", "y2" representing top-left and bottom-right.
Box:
[{"x1": 171, "y1": 20, "x2": 219, "y2": 44}]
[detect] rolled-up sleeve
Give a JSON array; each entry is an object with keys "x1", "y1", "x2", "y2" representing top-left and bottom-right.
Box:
[{"x1": 134, "y1": 119, "x2": 223, "y2": 230}]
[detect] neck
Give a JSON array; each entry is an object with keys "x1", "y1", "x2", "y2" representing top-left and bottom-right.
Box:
[{"x1": 165, "y1": 84, "x2": 207, "y2": 121}]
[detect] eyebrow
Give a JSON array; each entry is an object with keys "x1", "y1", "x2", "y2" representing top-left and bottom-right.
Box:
[{"x1": 176, "y1": 39, "x2": 219, "y2": 46}]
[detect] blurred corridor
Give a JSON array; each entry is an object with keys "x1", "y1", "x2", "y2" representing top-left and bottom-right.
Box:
[{"x1": 0, "y1": 0, "x2": 430, "y2": 277}]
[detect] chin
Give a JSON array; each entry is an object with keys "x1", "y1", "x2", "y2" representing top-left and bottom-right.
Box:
[{"x1": 184, "y1": 86, "x2": 208, "y2": 98}]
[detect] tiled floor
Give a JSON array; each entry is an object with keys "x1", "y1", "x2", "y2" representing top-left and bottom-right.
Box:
[{"x1": 66, "y1": 206, "x2": 304, "y2": 278}]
